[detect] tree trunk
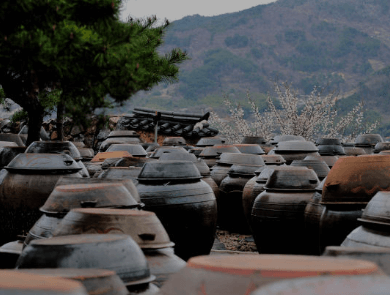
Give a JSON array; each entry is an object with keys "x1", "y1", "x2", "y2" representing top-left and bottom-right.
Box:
[
  {"x1": 26, "y1": 108, "x2": 44, "y2": 146},
  {"x1": 56, "y1": 99, "x2": 64, "y2": 141}
]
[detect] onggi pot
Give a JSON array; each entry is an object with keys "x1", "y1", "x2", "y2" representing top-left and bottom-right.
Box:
[
  {"x1": 136, "y1": 161, "x2": 217, "y2": 261},
  {"x1": 0, "y1": 153, "x2": 82, "y2": 245},
  {"x1": 251, "y1": 166, "x2": 319, "y2": 254}
]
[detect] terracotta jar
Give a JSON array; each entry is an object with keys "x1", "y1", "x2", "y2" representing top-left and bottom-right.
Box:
[
  {"x1": 159, "y1": 152, "x2": 219, "y2": 200},
  {"x1": 251, "y1": 166, "x2": 319, "y2": 254},
  {"x1": 233, "y1": 144, "x2": 265, "y2": 155},
  {"x1": 196, "y1": 136, "x2": 226, "y2": 147},
  {"x1": 319, "y1": 155, "x2": 390, "y2": 253},
  {"x1": 290, "y1": 159, "x2": 330, "y2": 180},
  {"x1": 25, "y1": 140, "x2": 90, "y2": 178},
  {"x1": 242, "y1": 166, "x2": 279, "y2": 231},
  {"x1": 0, "y1": 270, "x2": 88, "y2": 295},
  {"x1": 136, "y1": 161, "x2": 217, "y2": 261},
  {"x1": 159, "y1": 255, "x2": 382, "y2": 295},
  {"x1": 354, "y1": 134, "x2": 384, "y2": 154},
  {"x1": 324, "y1": 246, "x2": 390, "y2": 276},
  {"x1": 53, "y1": 208, "x2": 186, "y2": 287},
  {"x1": 269, "y1": 140, "x2": 319, "y2": 164},
  {"x1": 24, "y1": 182, "x2": 140, "y2": 246},
  {"x1": 0, "y1": 153, "x2": 82, "y2": 245},
  {"x1": 17, "y1": 234, "x2": 158, "y2": 293},
  {"x1": 303, "y1": 178, "x2": 326, "y2": 255},
  {"x1": 210, "y1": 153, "x2": 265, "y2": 186},
  {"x1": 218, "y1": 162, "x2": 266, "y2": 233},
  {"x1": 199, "y1": 145, "x2": 240, "y2": 168},
  {"x1": 107, "y1": 143, "x2": 147, "y2": 157},
  {"x1": 17, "y1": 269, "x2": 129, "y2": 295},
  {"x1": 251, "y1": 275, "x2": 390, "y2": 295}
]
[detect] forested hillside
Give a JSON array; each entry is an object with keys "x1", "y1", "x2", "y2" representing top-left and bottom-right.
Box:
[{"x1": 123, "y1": 0, "x2": 390, "y2": 133}]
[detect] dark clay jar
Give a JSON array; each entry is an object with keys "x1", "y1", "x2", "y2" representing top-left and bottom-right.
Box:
[
  {"x1": 251, "y1": 166, "x2": 319, "y2": 254},
  {"x1": 304, "y1": 178, "x2": 326, "y2": 255},
  {"x1": 242, "y1": 166, "x2": 278, "y2": 231},
  {"x1": 0, "y1": 153, "x2": 82, "y2": 245},
  {"x1": 136, "y1": 161, "x2": 217, "y2": 261},
  {"x1": 218, "y1": 164, "x2": 264, "y2": 233}
]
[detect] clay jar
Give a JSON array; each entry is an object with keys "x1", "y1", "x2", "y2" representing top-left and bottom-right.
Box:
[
  {"x1": 251, "y1": 275, "x2": 390, "y2": 295},
  {"x1": 269, "y1": 140, "x2": 319, "y2": 165},
  {"x1": 24, "y1": 182, "x2": 140, "y2": 246},
  {"x1": 199, "y1": 145, "x2": 240, "y2": 168},
  {"x1": 242, "y1": 166, "x2": 279, "y2": 231},
  {"x1": 0, "y1": 146, "x2": 26, "y2": 169},
  {"x1": 374, "y1": 142, "x2": 390, "y2": 153},
  {"x1": 303, "y1": 178, "x2": 326, "y2": 255},
  {"x1": 159, "y1": 254, "x2": 382, "y2": 295},
  {"x1": 162, "y1": 137, "x2": 187, "y2": 146},
  {"x1": 0, "y1": 153, "x2": 82, "y2": 245},
  {"x1": 290, "y1": 159, "x2": 330, "y2": 180},
  {"x1": 319, "y1": 155, "x2": 390, "y2": 253},
  {"x1": 99, "y1": 130, "x2": 143, "y2": 152},
  {"x1": 25, "y1": 141, "x2": 90, "y2": 178},
  {"x1": 0, "y1": 134, "x2": 25, "y2": 147},
  {"x1": 354, "y1": 134, "x2": 384, "y2": 154},
  {"x1": 251, "y1": 166, "x2": 319, "y2": 254},
  {"x1": 107, "y1": 143, "x2": 147, "y2": 157},
  {"x1": 232, "y1": 144, "x2": 265, "y2": 155},
  {"x1": 53, "y1": 208, "x2": 186, "y2": 287},
  {"x1": 149, "y1": 146, "x2": 188, "y2": 159},
  {"x1": 97, "y1": 167, "x2": 142, "y2": 185},
  {"x1": 0, "y1": 270, "x2": 88, "y2": 295},
  {"x1": 323, "y1": 246, "x2": 390, "y2": 276},
  {"x1": 342, "y1": 191, "x2": 390, "y2": 250},
  {"x1": 159, "y1": 152, "x2": 219, "y2": 200},
  {"x1": 17, "y1": 269, "x2": 128, "y2": 295},
  {"x1": 218, "y1": 160, "x2": 266, "y2": 233},
  {"x1": 196, "y1": 136, "x2": 226, "y2": 147},
  {"x1": 136, "y1": 161, "x2": 217, "y2": 261},
  {"x1": 17, "y1": 234, "x2": 157, "y2": 293},
  {"x1": 210, "y1": 153, "x2": 265, "y2": 186},
  {"x1": 304, "y1": 154, "x2": 338, "y2": 169}
]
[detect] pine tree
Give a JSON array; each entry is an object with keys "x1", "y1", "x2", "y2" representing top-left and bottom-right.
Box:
[{"x1": 0, "y1": 1, "x2": 188, "y2": 144}]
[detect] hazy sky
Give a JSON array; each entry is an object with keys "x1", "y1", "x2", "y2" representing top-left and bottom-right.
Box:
[{"x1": 120, "y1": 0, "x2": 278, "y2": 22}]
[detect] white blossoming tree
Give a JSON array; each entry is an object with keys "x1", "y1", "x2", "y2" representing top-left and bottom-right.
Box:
[{"x1": 209, "y1": 82, "x2": 379, "y2": 143}]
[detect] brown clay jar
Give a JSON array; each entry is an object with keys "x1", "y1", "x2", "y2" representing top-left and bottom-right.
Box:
[
  {"x1": 319, "y1": 155, "x2": 390, "y2": 253},
  {"x1": 159, "y1": 254, "x2": 382, "y2": 295}
]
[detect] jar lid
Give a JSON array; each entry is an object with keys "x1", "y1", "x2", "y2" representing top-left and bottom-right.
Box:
[
  {"x1": 358, "y1": 191, "x2": 390, "y2": 227},
  {"x1": 270, "y1": 135, "x2": 305, "y2": 145},
  {"x1": 199, "y1": 145, "x2": 241, "y2": 157},
  {"x1": 321, "y1": 155, "x2": 390, "y2": 204},
  {"x1": 25, "y1": 141, "x2": 82, "y2": 160},
  {"x1": 264, "y1": 166, "x2": 319, "y2": 191},
  {"x1": 138, "y1": 160, "x2": 201, "y2": 181},
  {"x1": 6, "y1": 153, "x2": 81, "y2": 173},
  {"x1": 274, "y1": 141, "x2": 318, "y2": 152},
  {"x1": 149, "y1": 146, "x2": 188, "y2": 159},
  {"x1": 217, "y1": 153, "x2": 265, "y2": 166},
  {"x1": 108, "y1": 130, "x2": 139, "y2": 138},
  {"x1": 355, "y1": 134, "x2": 384, "y2": 147},
  {"x1": 290, "y1": 160, "x2": 330, "y2": 179},
  {"x1": 261, "y1": 155, "x2": 286, "y2": 165},
  {"x1": 107, "y1": 144, "x2": 147, "y2": 157},
  {"x1": 196, "y1": 137, "x2": 226, "y2": 147},
  {"x1": 233, "y1": 144, "x2": 265, "y2": 155}
]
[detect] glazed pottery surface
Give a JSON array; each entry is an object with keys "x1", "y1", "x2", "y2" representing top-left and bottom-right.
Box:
[{"x1": 159, "y1": 254, "x2": 382, "y2": 295}]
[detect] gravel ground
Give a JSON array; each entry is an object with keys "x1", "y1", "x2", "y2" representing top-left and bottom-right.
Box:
[{"x1": 213, "y1": 230, "x2": 257, "y2": 252}]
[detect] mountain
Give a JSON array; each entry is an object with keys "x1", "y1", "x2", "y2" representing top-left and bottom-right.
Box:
[{"x1": 121, "y1": 0, "x2": 390, "y2": 131}]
